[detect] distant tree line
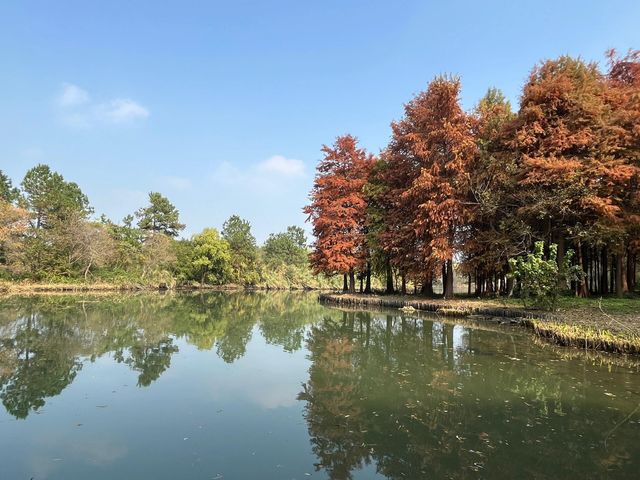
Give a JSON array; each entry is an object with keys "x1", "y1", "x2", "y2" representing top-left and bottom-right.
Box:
[
  {"x1": 305, "y1": 50, "x2": 639, "y2": 298},
  {"x1": 0, "y1": 166, "x2": 331, "y2": 288}
]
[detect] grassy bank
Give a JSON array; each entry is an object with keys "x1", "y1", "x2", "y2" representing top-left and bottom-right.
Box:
[{"x1": 319, "y1": 293, "x2": 640, "y2": 355}]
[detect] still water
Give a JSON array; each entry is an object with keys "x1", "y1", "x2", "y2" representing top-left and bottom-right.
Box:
[{"x1": 0, "y1": 292, "x2": 638, "y2": 479}]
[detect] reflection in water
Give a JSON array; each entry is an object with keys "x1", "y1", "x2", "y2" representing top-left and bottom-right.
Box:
[
  {"x1": 0, "y1": 293, "x2": 639, "y2": 479},
  {"x1": 299, "y1": 311, "x2": 640, "y2": 479},
  {"x1": 0, "y1": 292, "x2": 325, "y2": 419}
]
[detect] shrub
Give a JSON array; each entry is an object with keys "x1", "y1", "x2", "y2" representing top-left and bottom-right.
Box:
[{"x1": 508, "y1": 241, "x2": 583, "y2": 310}]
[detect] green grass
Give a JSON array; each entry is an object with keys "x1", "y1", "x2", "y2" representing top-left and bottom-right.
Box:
[
  {"x1": 480, "y1": 292, "x2": 640, "y2": 314},
  {"x1": 532, "y1": 320, "x2": 640, "y2": 354}
]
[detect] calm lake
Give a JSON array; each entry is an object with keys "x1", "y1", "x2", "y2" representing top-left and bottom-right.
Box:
[{"x1": 0, "y1": 292, "x2": 638, "y2": 479}]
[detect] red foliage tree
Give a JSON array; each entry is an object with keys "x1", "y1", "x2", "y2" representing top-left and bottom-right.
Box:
[
  {"x1": 382, "y1": 76, "x2": 476, "y2": 298},
  {"x1": 604, "y1": 49, "x2": 640, "y2": 294},
  {"x1": 305, "y1": 135, "x2": 374, "y2": 292},
  {"x1": 512, "y1": 55, "x2": 639, "y2": 296}
]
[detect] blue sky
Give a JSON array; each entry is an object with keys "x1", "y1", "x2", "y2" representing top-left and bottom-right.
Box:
[{"x1": 1, "y1": 0, "x2": 639, "y2": 242}]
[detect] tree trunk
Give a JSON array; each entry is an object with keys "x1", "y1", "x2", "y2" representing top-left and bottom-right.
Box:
[
  {"x1": 474, "y1": 271, "x2": 482, "y2": 297},
  {"x1": 343, "y1": 273, "x2": 348, "y2": 292},
  {"x1": 627, "y1": 250, "x2": 635, "y2": 291},
  {"x1": 84, "y1": 260, "x2": 92, "y2": 281},
  {"x1": 349, "y1": 269, "x2": 356, "y2": 294},
  {"x1": 364, "y1": 263, "x2": 372, "y2": 294},
  {"x1": 506, "y1": 276, "x2": 514, "y2": 297},
  {"x1": 467, "y1": 274, "x2": 472, "y2": 295},
  {"x1": 385, "y1": 259, "x2": 394, "y2": 294},
  {"x1": 600, "y1": 247, "x2": 609, "y2": 294},
  {"x1": 401, "y1": 274, "x2": 407, "y2": 295},
  {"x1": 610, "y1": 256, "x2": 615, "y2": 293},
  {"x1": 616, "y1": 250, "x2": 624, "y2": 298},
  {"x1": 443, "y1": 258, "x2": 454, "y2": 299},
  {"x1": 576, "y1": 240, "x2": 588, "y2": 298},
  {"x1": 441, "y1": 263, "x2": 447, "y2": 296},
  {"x1": 420, "y1": 272, "x2": 433, "y2": 296},
  {"x1": 359, "y1": 274, "x2": 363, "y2": 293}
]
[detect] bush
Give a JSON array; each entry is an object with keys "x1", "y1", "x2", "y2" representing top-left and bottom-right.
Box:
[{"x1": 508, "y1": 241, "x2": 583, "y2": 310}]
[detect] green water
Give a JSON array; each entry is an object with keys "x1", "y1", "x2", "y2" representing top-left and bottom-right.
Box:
[{"x1": 0, "y1": 292, "x2": 638, "y2": 479}]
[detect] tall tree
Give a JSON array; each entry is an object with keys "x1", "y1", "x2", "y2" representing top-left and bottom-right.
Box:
[
  {"x1": 605, "y1": 49, "x2": 640, "y2": 295},
  {"x1": 262, "y1": 226, "x2": 308, "y2": 268},
  {"x1": 136, "y1": 192, "x2": 185, "y2": 237},
  {"x1": 191, "y1": 228, "x2": 232, "y2": 285},
  {"x1": 304, "y1": 135, "x2": 373, "y2": 292},
  {"x1": 512, "y1": 55, "x2": 636, "y2": 296},
  {"x1": 21, "y1": 164, "x2": 92, "y2": 229},
  {"x1": 462, "y1": 88, "x2": 525, "y2": 295},
  {"x1": 0, "y1": 171, "x2": 19, "y2": 204},
  {"x1": 19, "y1": 165, "x2": 92, "y2": 276},
  {"x1": 221, "y1": 215, "x2": 259, "y2": 285},
  {"x1": 385, "y1": 76, "x2": 477, "y2": 298}
]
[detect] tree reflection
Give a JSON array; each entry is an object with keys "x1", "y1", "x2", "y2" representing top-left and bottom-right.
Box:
[
  {"x1": 0, "y1": 291, "x2": 328, "y2": 418},
  {"x1": 124, "y1": 338, "x2": 178, "y2": 387},
  {"x1": 0, "y1": 312, "x2": 82, "y2": 419},
  {"x1": 299, "y1": 312, "x2": 640, "y2": 479}
]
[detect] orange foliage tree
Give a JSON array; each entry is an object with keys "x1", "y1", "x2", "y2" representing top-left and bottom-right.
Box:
[
  {"x1": 604, "y1": 49, "x2": 640, "y2": 293},
  {"x1": 304, "y1": 135, "x2": 374, "y2": 293},
  {"x1": 307, "y1": 50, "x2": 639, "y2": 300},
  {"x1": 512, "y1": 56, "x2": 639, "y2": 296},
  {"x1": 383, "y1": 77, "x2": 476, "y2": 298}
]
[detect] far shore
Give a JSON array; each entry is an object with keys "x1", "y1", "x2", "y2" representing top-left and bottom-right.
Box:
[{"x1": 2, "y1": 283, "x2": 637, "y2": 355}]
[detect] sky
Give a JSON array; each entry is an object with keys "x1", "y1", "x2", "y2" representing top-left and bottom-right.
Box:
[{"x1": 1, "y1": 0, "x2": 639, "y2": 242}]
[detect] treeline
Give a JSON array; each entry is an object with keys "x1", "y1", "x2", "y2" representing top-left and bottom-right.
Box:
[
  {"x1": 0, "y1": 165, "x2": 335, "y2": 289},
  {"x1": 305, "y1": 50, "x2": 639, "y2": 298}
]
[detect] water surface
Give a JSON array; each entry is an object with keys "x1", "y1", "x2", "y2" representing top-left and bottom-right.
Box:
[{"x1": 0, "y1": 292, "x2": 638, "y2": 479}]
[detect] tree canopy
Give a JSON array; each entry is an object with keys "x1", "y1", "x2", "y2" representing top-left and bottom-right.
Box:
[{"x1": 136, "y1": 192, "x2": 185, "y2": 237}]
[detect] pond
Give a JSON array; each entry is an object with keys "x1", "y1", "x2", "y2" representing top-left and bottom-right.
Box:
[{"x1": 0, "y1": 292, "x2": 638, "y2": 479}]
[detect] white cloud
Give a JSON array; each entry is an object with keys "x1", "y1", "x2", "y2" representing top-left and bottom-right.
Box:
[
  {"x1": 257, "y1": 155, "x2": 305, "y2": 177},
  {"x1": 99, "y1": 99, "x2": 149, "y2": 124},
  {"x1": 57, "y1": 83, "x2": 90, "y2": 107},
  {"x1": 54, "y1": 83, "x2": 149, "y2": 128},
  {"x1": 210, "y1": 155, "x2": 306, "y2": 192}
]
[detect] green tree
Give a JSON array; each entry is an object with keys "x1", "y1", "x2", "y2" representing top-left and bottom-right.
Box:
[
  {"x1": 101, "y1": 214, "x2": 144, "y2": 274},
  {"x1": 262, "y1": 226, "x2": 308, "y2": 267},
  {"x1": 17, "y1": 165, "x2": 93, "y2": 277},
  {"x1": 191, "y1": 228, "x2": 232, "y2": 285},
  {"x1": 221, "y1": 215, "x2": 259, "y2": 284},
  {"x1": 135, "y1": 192, "x2": 185, "y2": 237},
  {"x1": 21, "y1": 164, "x2": 92, "y2": 229},
  {"x1": 0, "y1": 171, "x2": 19, "y2": 204}
]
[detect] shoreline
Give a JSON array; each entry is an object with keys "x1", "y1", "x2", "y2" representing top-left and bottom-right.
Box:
[
  {"x1": 0, "y1": 281, "x2": 335, "y2": 296},
  {"x1": 319, "y1": 293, "x2": 640, "y2": 355}
]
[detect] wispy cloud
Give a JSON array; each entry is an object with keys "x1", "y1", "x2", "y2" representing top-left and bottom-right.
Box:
[
  {"x1": 257, "y1": 155, "x2": 305, "y2": 177},
  {"x1": 55, "y1": 83, "x2": 149, "y2": 128},
  {"x1": 98, "y1": 99, "x2": 149, "y2": 124},
  {"x1": 56, "y1": 83, "x2": 90, "y2": 107},
  {"x1": 210, "y1": 155, "x2": 306, "y2": 190}
]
